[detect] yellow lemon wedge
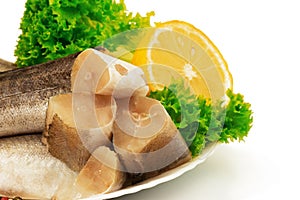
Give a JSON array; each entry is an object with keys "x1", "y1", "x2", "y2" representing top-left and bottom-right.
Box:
[{"x1": 131, "y1": 20, "x2": 233, "y2": 100}]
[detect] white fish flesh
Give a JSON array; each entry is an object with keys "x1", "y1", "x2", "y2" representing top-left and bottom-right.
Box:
[{"x1": 0, "y1": 134, "x2": 79, "y2": 200}]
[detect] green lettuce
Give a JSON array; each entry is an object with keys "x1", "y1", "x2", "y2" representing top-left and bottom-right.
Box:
[
  {"x1": 15, "y1": 0, "x2": 154, "y2": 67},
  {"x1": 149, "y1": 81, "x2": 253, "y2": 157}
]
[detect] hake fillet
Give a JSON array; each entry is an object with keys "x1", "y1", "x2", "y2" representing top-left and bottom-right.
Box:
[
  {"x1": 43, "y1": 93, "x2": 117, "y2": 172},
  {"x1": 75, "y1": 146, "x2": 126, "y2": 197},
  {"x1": 0, "y1": 48, "x2": 148, "y2": 137},
  {"x1": 0, "y1": 134, "x2": 79, "y2": 200},
  {"x1": 113, "y1": 96, "x2": 192, "y2": 184}
]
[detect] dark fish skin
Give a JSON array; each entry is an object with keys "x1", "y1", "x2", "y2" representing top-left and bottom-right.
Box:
[{"x1": 0, "y1": 53, "x2": 79, "y2": 137}]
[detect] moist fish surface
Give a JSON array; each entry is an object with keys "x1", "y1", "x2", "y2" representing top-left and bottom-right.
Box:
[
  {"x1": 113, "y1": 96, "x2": 192, "y2": 184},
  {"x1": 0, "y1": 48, "x2": 148, "y2": 138},
  {"x1": 43, "y1": 93, "x2": 117, "y2": 172},
  {"x1": 0, "y1": 134, "x2": 79, "y2": 199},
  {"x1": 75, "y1": 146, "x2": 126, "y2": 197},
  {"x1": 0, "y1": 53, "x2": 79, "y2": 137}
]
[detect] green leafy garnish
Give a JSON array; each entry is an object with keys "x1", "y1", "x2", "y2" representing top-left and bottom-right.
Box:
[
  {"x1": 15, "y1": 0, "x2": 154, "y2": 67},
  {"x1": 218, "y1": 89, "x2": 253, "y2": 143},
  {"x1": 149, "y1": 81, "x2": 253, "y2": 157}
]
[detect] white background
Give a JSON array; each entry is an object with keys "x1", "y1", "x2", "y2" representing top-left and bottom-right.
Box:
[{"x1": 1, "y1": 0, "x2": 300, "y2": 200}]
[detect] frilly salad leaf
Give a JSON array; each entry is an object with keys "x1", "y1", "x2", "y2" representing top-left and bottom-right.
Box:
[
  {"x1": 15, "y1": 0, "x2": 154, "y2": 67},
  {"x1": 149, "y1": 80, "x2": 253, "y2": 157}
]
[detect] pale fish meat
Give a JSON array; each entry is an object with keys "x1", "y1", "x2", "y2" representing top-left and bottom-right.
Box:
[
  {"x1": 113, "y1": 96, "x2": 192, "y2": 184},
  {"x1": 0, "y1": 134, "x2": 79, "y2": 200},
  {"x1": 0, "y1": 48, "x2": 148, "y2": 137},
  {"x1": 43, "y1": 93, "x2": 117, "y2": 172}
]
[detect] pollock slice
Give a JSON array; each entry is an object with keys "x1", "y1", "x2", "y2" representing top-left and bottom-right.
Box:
[
  {"x1": 75, "y1": 146, "x2": 125, "y2": 197},
  {"x1": 0, "y1": 48, "x2": 148, "y2": 137},
  {"x1": 43, "y1": 93, "x2": 116, "y2": 172},
  {"x1": 71, "y1": 48, "x2": 149, "y2": 98},
  {"x1": 113, "y1": 96, "x2": 191, "y2": 182}
]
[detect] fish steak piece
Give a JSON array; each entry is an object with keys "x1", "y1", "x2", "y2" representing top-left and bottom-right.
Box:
[
  {"x1": 75, "y1": 146, "x2": 126, "y2": 197},
  {"x1": 113, "y1": 96, "x2": 192, "y2": 184},
  {"x1": 0, "y1": 48, "x2": 148, "y2": 138},
  {"x1": 71, "y1": 48, "x2": 149, "y2": 98},
  {"x1": 43, "y1": 93, "x2": 117, "y2": 172}
]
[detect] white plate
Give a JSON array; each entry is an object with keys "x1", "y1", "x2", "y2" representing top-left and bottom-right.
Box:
[{"x1": 83, "y1": 142, "x2": 217, "y2": 200}]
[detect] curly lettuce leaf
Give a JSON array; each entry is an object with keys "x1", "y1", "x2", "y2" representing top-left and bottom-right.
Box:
[
  {"x1": 149, "y1": 81, "x2": 200, "y2": 147},
  {"x1": 15, "y1": 0, "x2": 154, "y2": 67},
  {"x1": 218, "y1": 90, "x2": 253, "y2": 143},
  {"x1": 149, "y1": 81, "x2": 253, "y2": 157}
]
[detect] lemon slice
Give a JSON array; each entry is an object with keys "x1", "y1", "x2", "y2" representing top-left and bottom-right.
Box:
[{"x1": 131, "y1": 20, "x2": 232, "y2": 100}]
